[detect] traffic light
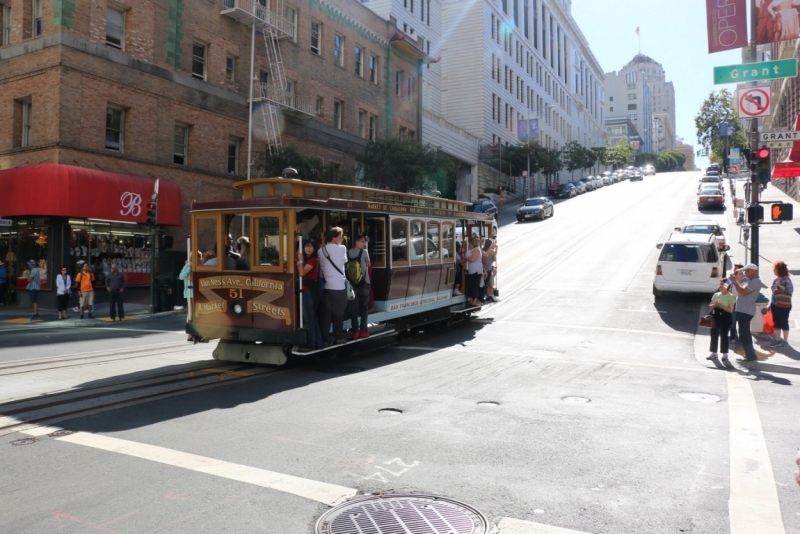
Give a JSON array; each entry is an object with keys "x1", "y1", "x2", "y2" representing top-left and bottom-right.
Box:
[
  {"x1": 747, "y1": 205, "x2": 764, "y2": 224},
  {"x1": 146, "y1": 191, "x2": 158, "y2": 226},
  {"x1": 771, "y1": 202, "x2": 794, "y2": 221},
  {"x1": 752, "y1": 146, "x2": 771, "y2": 184}
]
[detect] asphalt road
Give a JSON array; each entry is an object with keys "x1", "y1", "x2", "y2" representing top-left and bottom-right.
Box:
[{"x1": 1, "y1": 172, "x2": 798, "y2": 534}]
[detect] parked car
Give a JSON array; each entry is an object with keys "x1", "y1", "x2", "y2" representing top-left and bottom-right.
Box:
[
  {"x1": 674, "y1": 220, "x2": 727, "y2": 252},
  {"x1": 653, "y1": 233, "x2": 729, "y2": 297},
  {"x1": 697, "y1": 186, "x2": 725, "y2": 210},
  {"x1": 471, "y1": 199, "x2": 498, "y2": 219},
  {"x1": 516, "y1": 197, "x2": 554, "y2": 222},
  {"x1": 555, "y1": 183, "x2": 576, "y2": 198}
]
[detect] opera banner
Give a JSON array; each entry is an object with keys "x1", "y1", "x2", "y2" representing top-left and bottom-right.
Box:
[
  {"x1": 756, "y1": 0, "x2": 800, "y2": 44},
  {"x1": 706, "y1": 0, "x2": 749, "y2": 53}
]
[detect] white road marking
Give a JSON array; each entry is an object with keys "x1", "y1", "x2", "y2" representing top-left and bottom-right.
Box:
[
  {"x1": 395, "y1": 346, "x2": 710, "y2": 373},
  {"x1": 495, "y1": 320, "x2": 693, "y2": 339},
  {"x1": 21, "y1": 429, "x2": 357, "y2": 506},
  {"x1": 497, "y1": 517, "x2": 592, "y2": 533},
  {"x1": 726, "y1": 373, "x2": 786, "y2": 534}
]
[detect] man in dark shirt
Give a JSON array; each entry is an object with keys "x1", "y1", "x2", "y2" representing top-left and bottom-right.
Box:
[{"x1": 106, "y1": 264, "x2": 127, "y2": 321}]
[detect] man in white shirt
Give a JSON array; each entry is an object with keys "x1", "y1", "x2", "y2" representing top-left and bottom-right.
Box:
[{"x1": 318, "y1": 227, "x2": 348, "y2": 345}]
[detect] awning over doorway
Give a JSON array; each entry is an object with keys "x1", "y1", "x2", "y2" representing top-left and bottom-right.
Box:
[
  {"x1": 0, "y1": 164, "x2": 181, "y2": 225},
  {"x1": 772, "y1": 114, "x2": 800, "y2": 178}
]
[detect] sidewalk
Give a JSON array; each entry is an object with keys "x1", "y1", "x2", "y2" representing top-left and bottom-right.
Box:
[
  {"x1": 0, "y1": 302, "x2": 186, "y2": 327},
  {"x1": 694, "y1": 174, "x2": 800, "y2": 375}
]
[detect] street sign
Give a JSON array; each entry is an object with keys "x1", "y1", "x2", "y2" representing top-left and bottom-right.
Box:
[
  {"x1": 760, "y1": 130, "x2": 800, "y2": 142},
  {"x1": 0, "y1": 219, "x2": 11, "y2": 227},
  {"x1": 714, "y1": 58, "x2": 798, "y2": 84},
  {"x1": 738, "y1": 87, "x2": 772, "y2": 118}
]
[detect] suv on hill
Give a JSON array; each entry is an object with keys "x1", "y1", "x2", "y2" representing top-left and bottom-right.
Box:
[{"x1": 653, "y1": 233, "x2": 729, "y2": 297}]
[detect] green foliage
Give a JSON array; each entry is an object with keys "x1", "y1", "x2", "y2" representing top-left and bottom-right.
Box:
[
  {"x1": 695, "y1": 89, "x2": 749, "y2": 163},
  {"x1": 358, "y1": 138, "x2": 457, "y2": 196}
]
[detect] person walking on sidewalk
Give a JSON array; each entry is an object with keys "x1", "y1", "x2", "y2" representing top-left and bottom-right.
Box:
[
  {"x1": 56, "y1": 267, "x2": 72, "y2": 319},
  {"x1": 768, "y1": 260, "x2": 793, "y2": 349},
  {"x1": 76, "y1": 263, "x2": 96, "y2": 319},
  {"x1": 106, "y1": 264, "x2": 127, "y2": 321},
  {"x1": 728, "y1": 263, "x2": 762, "y2": 362},
  {"x1": 0, "y1": 260, "x2": 7, "y2": 306},
  {"x1": 26, "y1": 260, "x2": 41, "y2": 321},
  {"x1": 729, "y1": 263, "x2": 744, "y2": 345},
  {"x1": 707, "y1": 278, "x2": 736, "y2": 362}
]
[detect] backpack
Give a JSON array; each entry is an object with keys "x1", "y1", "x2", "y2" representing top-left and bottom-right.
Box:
[{"x1": 345, "y1": 249, "x2": 366, "y2": 287}]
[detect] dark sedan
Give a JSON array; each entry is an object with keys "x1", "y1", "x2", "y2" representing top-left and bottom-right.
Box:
[
  {"x1": 555, "y1": 183, "x2": 576, "y2": 198},
  {"x1": 516, "y1": 197, "x2": 554, "y2": 222}
]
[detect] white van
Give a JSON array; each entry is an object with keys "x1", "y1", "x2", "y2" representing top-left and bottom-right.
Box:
[{"x1": 653, "y1": 233, "x2": 729, "y2": 297}]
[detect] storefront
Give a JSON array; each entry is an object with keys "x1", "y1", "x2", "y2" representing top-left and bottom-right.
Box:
[{"x1": 0, "y1": 164, "x2": 181, "y2": 308}]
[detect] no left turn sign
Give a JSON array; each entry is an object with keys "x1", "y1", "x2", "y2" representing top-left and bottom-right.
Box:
[{"x1": 737, "y1": 87, "x2": 772, "y2": 118}]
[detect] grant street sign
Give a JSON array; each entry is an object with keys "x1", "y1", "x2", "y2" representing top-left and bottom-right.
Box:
[{"x1": 713, "y1": 58, "x2": 798, "y2": 84}]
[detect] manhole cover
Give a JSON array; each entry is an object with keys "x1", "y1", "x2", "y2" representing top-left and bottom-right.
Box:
[
  {"x1": 316, "y1": 494, "x2": 489, "y2": 534},
  {"x1": 49, "y1": 429, "x2": 74, "y2": 437},
  {"x1": 679, "y1": 393, "x2": 720, "y2": 403},
  {"x1": 378, "y1": 408, "x2": 403, "y2": 414},
  {"x1": 562, "y1": 396, "x2": 591, "y2": 403},
  {"x1": 10, "y1": 438, "x2": 37, "y2": 446}
]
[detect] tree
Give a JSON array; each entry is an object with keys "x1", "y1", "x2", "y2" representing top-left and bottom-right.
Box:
[
  {"x1": 358, "y1": 138, "x2": 457, "y2": 195},
  {"x1": 695, "y1": 89, "x2": 749, "y2": 164}
]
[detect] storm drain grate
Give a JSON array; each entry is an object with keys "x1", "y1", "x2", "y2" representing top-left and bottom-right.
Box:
[{"x1": 316, "y1": 494, "x2": 489, "y2": 534}]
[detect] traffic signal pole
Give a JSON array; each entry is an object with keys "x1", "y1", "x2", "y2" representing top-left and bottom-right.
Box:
[{"x1": 749, "y1": 0, "x2": 760, "y2": 266}]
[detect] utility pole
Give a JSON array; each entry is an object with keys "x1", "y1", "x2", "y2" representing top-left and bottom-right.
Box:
[{"x1": 749, "y1": 0, "x2": 760, "y2": 266}]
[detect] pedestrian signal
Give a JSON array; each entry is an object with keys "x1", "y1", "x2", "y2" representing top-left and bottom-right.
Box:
[
  {"x1": 771, "y1": 203, "x2": 794, "y2": 221},
  {"x1": 747, "y1": 205, "x2": 764, "y2": 224},
  {"x1": 753, "y1": 146, "x2": 771, "y2": 184}
]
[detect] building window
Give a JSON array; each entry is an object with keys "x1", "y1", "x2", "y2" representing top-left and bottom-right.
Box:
[
  {"x1": 284, "y1": 5, "x2": 297, "y2": 42},
  {"x1": 21, "y1": 101, "x2": 32, "y2": 147},
  {"x1": 311, "y1": 21, "x2": 320, "y2": 54},
  {"x1": 354, "y1": 46, "x2": 363, "y2": 76},
  {"x1": 106, "y1": 5, "x2": 125, "y2": 49},
  {"x1": 225, "y1": 56, "x2": 236, "y2": 81},
  {"x1": 334, "y1": 34, "x2": 343, "y2": 67},
  {"x1": 2, "y1": 5, "x2": 11, "y2": 45},
  {"x1": 105, "y1": 106, "x2": 125, "y2": 152},
  {"x1": 192, "y1": 42, "x2": 207, "y2": 80},
  {"x1": 32, "y1": 0, "x2": 42, "y2": 36},
  {"x1": 369, "y1": 55, "x2": 377, "y2": 83},
  {"x1": 174, "y1": 124, "x2": 188, "y2": 165},
  {"x1": 227, "y1": 138, "x2": 240, "y2": 174},
  {"x1": 368, "y1": 114, "x2": 377, "y2": 141},
  {"x1": 333, "y1": 99, "x2": 343, "y2": 129},
  {"x1": 358, "y1": 110, "x2": 367, "y2": 138}
]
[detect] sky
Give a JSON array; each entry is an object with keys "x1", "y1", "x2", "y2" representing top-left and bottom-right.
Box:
[{"x1": 571, "y1": 0, "x2": 745, "y2": 169}]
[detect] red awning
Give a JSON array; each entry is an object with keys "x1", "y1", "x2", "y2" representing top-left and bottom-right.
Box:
[
  {"x1": 772, "y1": 114, "x2": 800, "y2": 178},
  {"x1": 0, "y1": 164, "x2": 181, "y2": 225}
]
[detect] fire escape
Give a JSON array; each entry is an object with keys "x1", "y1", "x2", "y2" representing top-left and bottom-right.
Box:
[{"x1": 221, "y1": 0, "x2": 316, "y2": 177}]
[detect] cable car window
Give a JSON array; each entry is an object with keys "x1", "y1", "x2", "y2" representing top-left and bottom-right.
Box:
[
  {"x1": 427, "y1": 221, "x2": 440, "y2": 261},
  {"x1": 196, "y1": 216, "x2": 219, "y2": 270},
  {"x1": 255, "y1": 215, "x2": 281, "y2": 268},
  {"x1": 391, "y1": 218, "x2": 408, "y2": 266}
]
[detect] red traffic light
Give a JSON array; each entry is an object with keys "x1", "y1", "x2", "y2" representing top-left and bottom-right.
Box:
[{"x1": 757, "y1": 147, "x2": 770, "y2": 159}]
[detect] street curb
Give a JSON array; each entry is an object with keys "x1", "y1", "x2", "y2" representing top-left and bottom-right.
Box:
[{"x1": 693, "y1": 306, "x2": 800, "y2": 376}]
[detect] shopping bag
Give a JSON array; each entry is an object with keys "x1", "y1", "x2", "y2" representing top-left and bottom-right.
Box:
[{"x1": 763, "y1": 308, "x2": 775, "y2": 335}]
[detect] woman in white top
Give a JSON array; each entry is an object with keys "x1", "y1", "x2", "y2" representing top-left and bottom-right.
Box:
[
  {"x1": 56, "y1": 267, "x2": 72, "y2": 319},
  {"x1": 465, "y1": 235, "x2": 485, "y2": 306}
]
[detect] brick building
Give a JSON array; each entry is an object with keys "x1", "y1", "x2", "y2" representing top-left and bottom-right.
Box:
[{"x1": 0, "y1": 0, "x2": 423, "y2": 308}]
